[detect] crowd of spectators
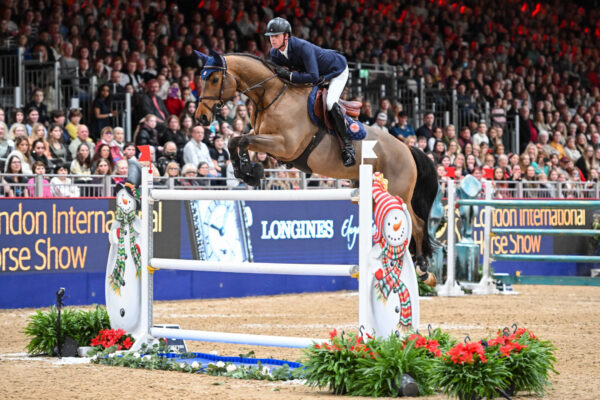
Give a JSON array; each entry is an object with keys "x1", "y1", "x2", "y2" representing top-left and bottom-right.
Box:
[{"x1": 2, "y1": 0, "x2": 600, "y2": 198}]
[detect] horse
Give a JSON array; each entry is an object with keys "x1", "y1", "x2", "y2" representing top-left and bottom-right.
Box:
[{"x1": 194, "y1": 50, "x2": 438, "y2": 275}]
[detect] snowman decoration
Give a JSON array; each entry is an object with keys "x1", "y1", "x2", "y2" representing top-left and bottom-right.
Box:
[
  {"x1": 368, "y1": 173, "x2": 420, "y2": 337},
  {"x1": 105, "y1": 182, "x2": 142, "y2": 334}
]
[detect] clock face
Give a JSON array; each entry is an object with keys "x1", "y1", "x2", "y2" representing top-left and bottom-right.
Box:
[{"x1": 202, "y1": 200, "x2": 246, "y2": 262}]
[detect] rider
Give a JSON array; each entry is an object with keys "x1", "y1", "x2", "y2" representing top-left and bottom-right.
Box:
[{"x1": 265, "y1": 17, "x2": 356, "y2": 167}]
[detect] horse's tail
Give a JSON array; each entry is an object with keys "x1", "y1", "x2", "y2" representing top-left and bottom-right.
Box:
[{"x1": 409, "y1": 146, "x2": 438, "y2": 259}]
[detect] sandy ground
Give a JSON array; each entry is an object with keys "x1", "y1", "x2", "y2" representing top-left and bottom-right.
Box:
[{"x1": 1, "y1": 285, "x2": 599, "y2": 400}]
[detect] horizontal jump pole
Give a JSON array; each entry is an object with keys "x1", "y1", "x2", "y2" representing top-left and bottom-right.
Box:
[
  {"x1": 457, "y1": 199, "x2": 600, "y2": 209},
  {"x1": 150, "y1": 258, "x2": 357, "y2": 276},
  {"x1": 151, "y1": 327, "x2": 322, "y2": 348},
  {"x1": 493, "y1": 254, "x2": 600, "y2": 263},
  {"x1": 150, "y1": 188, "x2": 356, "y2": 201},
  {"x1": 492, "y1": 228, "x2": 600, "y2": 236}
]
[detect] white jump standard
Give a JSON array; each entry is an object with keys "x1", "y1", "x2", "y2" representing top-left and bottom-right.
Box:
[{"x1": 131, "y1": 163, "x2": 375, "y2": 349}]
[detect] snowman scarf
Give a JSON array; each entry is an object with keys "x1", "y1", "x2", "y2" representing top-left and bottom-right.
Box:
[
  {"x1": 109, "y1": 207, "x2": 142, "y2": 295},
  {"x1": 375, "y1": 237, "x2": 412, "y2": 330}
]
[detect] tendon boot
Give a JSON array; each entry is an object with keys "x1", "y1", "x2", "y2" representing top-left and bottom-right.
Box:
[{"x1": 330, "y1": 103, "x2": 356, "y2": 167}]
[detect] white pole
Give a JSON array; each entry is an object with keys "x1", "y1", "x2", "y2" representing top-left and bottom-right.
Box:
[
  {"x1": 437, "y1": 179, "x2": 464, "y2": 296},
  {"x1": 139, "y1": 167, "x2": 152, "y2": 341},
  {"x1": 358, "y1": 163, "x2": 373, "y2": 332},
  {"x1": 150, "y1": 188, "x2": 354, "y2": 201},
  {"x1": 473, "y1": 180, "x2": 499, "y2": 295},
  {"x1": 150, "y1": 258, "x2": 356, "y2": 276},
  {"x1": 150, "y1": 327, "x2": 325, "y2": 348}
]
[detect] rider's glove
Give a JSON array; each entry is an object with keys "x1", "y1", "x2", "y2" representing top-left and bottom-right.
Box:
[{"x1": 275, "y1": 66, "x2": 291, "y2": 81}]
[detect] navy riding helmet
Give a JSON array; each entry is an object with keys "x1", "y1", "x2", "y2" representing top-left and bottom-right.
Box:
[{"x1": 264, "y1": 17, "x2": 292, "y2": 36}]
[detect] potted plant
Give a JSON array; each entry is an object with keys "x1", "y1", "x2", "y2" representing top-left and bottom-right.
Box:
[
  {"x1": 488, "y1": 327, "x2": 558, "y2": 396},
  {"x1": 24, "y1": 305, "x2": 110, "y2": 356},
  {"x1": 430, "y1": 340, "x2": 510, "y2": 400}
]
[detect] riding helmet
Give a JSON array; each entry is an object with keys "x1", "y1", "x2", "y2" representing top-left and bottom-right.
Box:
[{"x1": 264, "y1": 17, "x2": 292, "y2": 36}]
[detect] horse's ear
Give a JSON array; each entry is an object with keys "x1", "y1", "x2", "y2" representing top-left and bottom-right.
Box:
[
  {"x1": 193, "y1": 50, "x2": 209, "y2": 64},
  {"x1": 209, "y1": 48, "x2": 225, "y2": 68}
]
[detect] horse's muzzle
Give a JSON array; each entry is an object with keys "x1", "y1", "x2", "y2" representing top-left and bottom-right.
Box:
[{"x1": 199, "y1": 114, "x2": 209, "y2": 126}]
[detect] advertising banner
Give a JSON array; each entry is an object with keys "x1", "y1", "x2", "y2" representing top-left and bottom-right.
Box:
[{"x1": 1, "y1": 197, "x2": 596, "y2": 308}]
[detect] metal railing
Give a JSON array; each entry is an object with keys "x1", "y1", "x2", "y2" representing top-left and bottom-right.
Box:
[{"x1": 4, "y1": 170, "x2": 599, "y2": 199}]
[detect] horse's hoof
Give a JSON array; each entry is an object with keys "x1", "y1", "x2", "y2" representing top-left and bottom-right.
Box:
[
  {"x1": 416, "y1": 266, "x2": 436, "y2": 287},
  {"x1": 251, "y1": 162, "x2": 265, "y2": 180}
]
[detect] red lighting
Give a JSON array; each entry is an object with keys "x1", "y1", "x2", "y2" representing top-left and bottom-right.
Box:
[
  {"x1": 531, "y1": 3, "x2": 541, "y2": 17},
  {"x1": 397, "y1": 9, "x2": 407, "y2": 23},
  {"x1": 460, "y1": 6, "x2": 466, "y2": 14},
  {"x1": 521, "y1": 3, "x2": 527, "y2": 12}
]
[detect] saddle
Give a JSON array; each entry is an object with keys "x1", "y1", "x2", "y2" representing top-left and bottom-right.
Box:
[{"x1": 313, "y1": 88, "x2": 362, "y2": 130}]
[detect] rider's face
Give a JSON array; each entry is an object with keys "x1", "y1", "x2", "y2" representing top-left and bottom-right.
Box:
[{"x1": 269, "y1": 33, "x2": 286, "y2": 50}]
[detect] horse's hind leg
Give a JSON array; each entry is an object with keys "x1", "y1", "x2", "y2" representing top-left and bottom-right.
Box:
[{"x1": 406, "y1": 202, "x2": 437, "y2": 286}]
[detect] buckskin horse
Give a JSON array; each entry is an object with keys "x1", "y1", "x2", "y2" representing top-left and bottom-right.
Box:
[{"x1": 194, "y1": 50, "x2": 438, "y2": 279}]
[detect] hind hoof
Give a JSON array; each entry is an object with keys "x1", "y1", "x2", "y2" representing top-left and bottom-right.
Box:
[{"x1": 417, "y1": 266, "x2": 436, "y2": 287}]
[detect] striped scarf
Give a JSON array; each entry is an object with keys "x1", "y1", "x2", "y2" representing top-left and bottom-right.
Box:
[
  {"x1": 109, "y1": 207, "x2": 142, "y2": 295},
  {"x1": 375, "y1": 238, "x2": 412, "y2": 331}
]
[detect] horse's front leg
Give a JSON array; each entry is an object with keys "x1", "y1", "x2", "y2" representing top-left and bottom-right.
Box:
[{"x1": 228, "y1": 136, "x2": 245, "y2": 179}]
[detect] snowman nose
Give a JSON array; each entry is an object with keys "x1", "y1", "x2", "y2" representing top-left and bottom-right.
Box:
[
  {"x1": 393, "y1": 221, "x2": 402, "y2": 231},
  {"x1": 123, "y1": 198, "x2": 128, "y2": 205}
]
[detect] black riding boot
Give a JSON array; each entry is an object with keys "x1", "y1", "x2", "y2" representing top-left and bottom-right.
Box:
[{"x1": 330, "y1": 103, "x2": 356, "y2": 167}]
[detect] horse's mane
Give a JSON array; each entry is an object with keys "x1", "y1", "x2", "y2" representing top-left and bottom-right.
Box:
[{"x1": 228, "y1": 52, "x2": 278, "y2": 72}]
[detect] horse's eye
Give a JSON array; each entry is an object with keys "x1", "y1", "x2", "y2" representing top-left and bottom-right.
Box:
[{"x1": 211, "y1": 77, "x2": 219, "y2": 84}]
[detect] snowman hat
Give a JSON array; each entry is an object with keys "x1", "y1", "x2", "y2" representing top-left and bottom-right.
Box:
[
  {"x1": 372, "y1": 173, "x2": 406, "y2": 244},
  {"x1": 116, "y1": 181, "x2": 141, "y2": 200}
]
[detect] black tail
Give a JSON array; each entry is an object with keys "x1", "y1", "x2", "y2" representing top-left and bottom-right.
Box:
[{"x1": 409, "y1": 146, "x2": 438, "y2": 259}]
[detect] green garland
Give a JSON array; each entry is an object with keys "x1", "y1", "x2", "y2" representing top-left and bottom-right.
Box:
[{"x1": 109, "y1": 207, "x2": 142, "y2": 295}]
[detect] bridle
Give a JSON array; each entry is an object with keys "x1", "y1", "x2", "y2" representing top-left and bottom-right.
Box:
[{"x1": 197, "y1": 56, "x2": 288, "y2": 127}]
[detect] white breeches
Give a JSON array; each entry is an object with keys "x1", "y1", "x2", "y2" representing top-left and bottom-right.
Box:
[{"x1": 326, "y1": 66, "x2": 349, "y2": 110}]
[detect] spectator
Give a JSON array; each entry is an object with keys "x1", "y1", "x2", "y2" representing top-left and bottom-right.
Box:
[
  {"x1": 122, "y1": 142, "x2": 137, "y2": 161},
  {"x1": 179, "y1": 163, "x2": 200, "y2": 189},
  {"x1": 156, "y1": 141, "x2": 180, "y2": 176},
  {"x1": 196, "y1": 161, "x2": 213, "y2": 186},
  {"x1": 70, "y1": 143, "x2": 92, "y2": 182},
  {"x1": 65, "y1": 108, "x2": 82, "y2": 141},
  {"x1": 549, "y1": 131, "x2": 566, "y2": 159},
  {"x1": 112, "y1": 159, "x2": 129, "y2": 185},
  {"x1": 27, "y1": 161, "x2": 52, "y2": 197},
  {"x1": 390, "y1": 112, "x2": 414, "y2": 139},
  {"x1": 183, "y1": 125, "x2": 212, "y2": 167},
  {"x1": 10, "y1": 108, "x2": 24, "y2": 127},
  {"x1": 160, "y1": 115, "x2": 187, "y2": 162},
  {"x1": 8, "y1": 137, "x2": 33, "y2": 174},
  {"x1": 90, "y1": 84, "x2": 117, "y2": 139},
  {"x1": 133, "y1": 114, "x2": 161, "y2": 157},
  {"x1": 113, "y1": 127, "x2": 126, "y2": 151},
  {"x1": 564, "y1": 136, "x2": 581, "y2": 163},
  {"x1": 163, "y1": 161, "x2": 180, "y2": 178},
  {"x1": 210, "y1": 135, "x2": 230, "y2": 186},
  {"x1": 358, "y1": 100, "x2": 374, "y2": 126},
  {"x1": 372, "y1": 113, "x2": 389, "y2": 134},
  {"x1": 415, "y1": 112, "x2": 435, "y2": 139},
  {"x1": 0, "y1": 122, "x2": 13, "y2": 167},
  {"x1": 50, "y1": 161, "x2": 80, "y2": 197},
  {"x1": 25, "y1": 108, "x2": 42, "y2": 136},
  {"x1": 165, "y1": 84, "x2": 185, "y2": 116},
  {"x1": 139, "y1": 79, "x2": 169, "y2": 124},
  {"x1": 69, "y1": 124, "x2": 94, "y2": 160},
  {"x1": 25, "y1": 89, "x2": 49, "y2": 125},
  {"x1": 30, "y1": 138, "x2": 51, "y2": 170},
  {"x1": 3, "y1": 155, "x2": 28, "y2": 197},
  {"x1": 519, "y1": 107, "x2": 538, "y2": 153},
  {"x1": 49, "y1": 109, "x2": 70, "y2": 145},
  {"x1": 91, "y1": 144, "x2": 114, "y2": 173}
]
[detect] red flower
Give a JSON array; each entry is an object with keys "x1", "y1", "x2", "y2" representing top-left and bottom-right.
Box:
[{"x1": 329, "y1": 329, "x2": 338, "y2": 340}]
